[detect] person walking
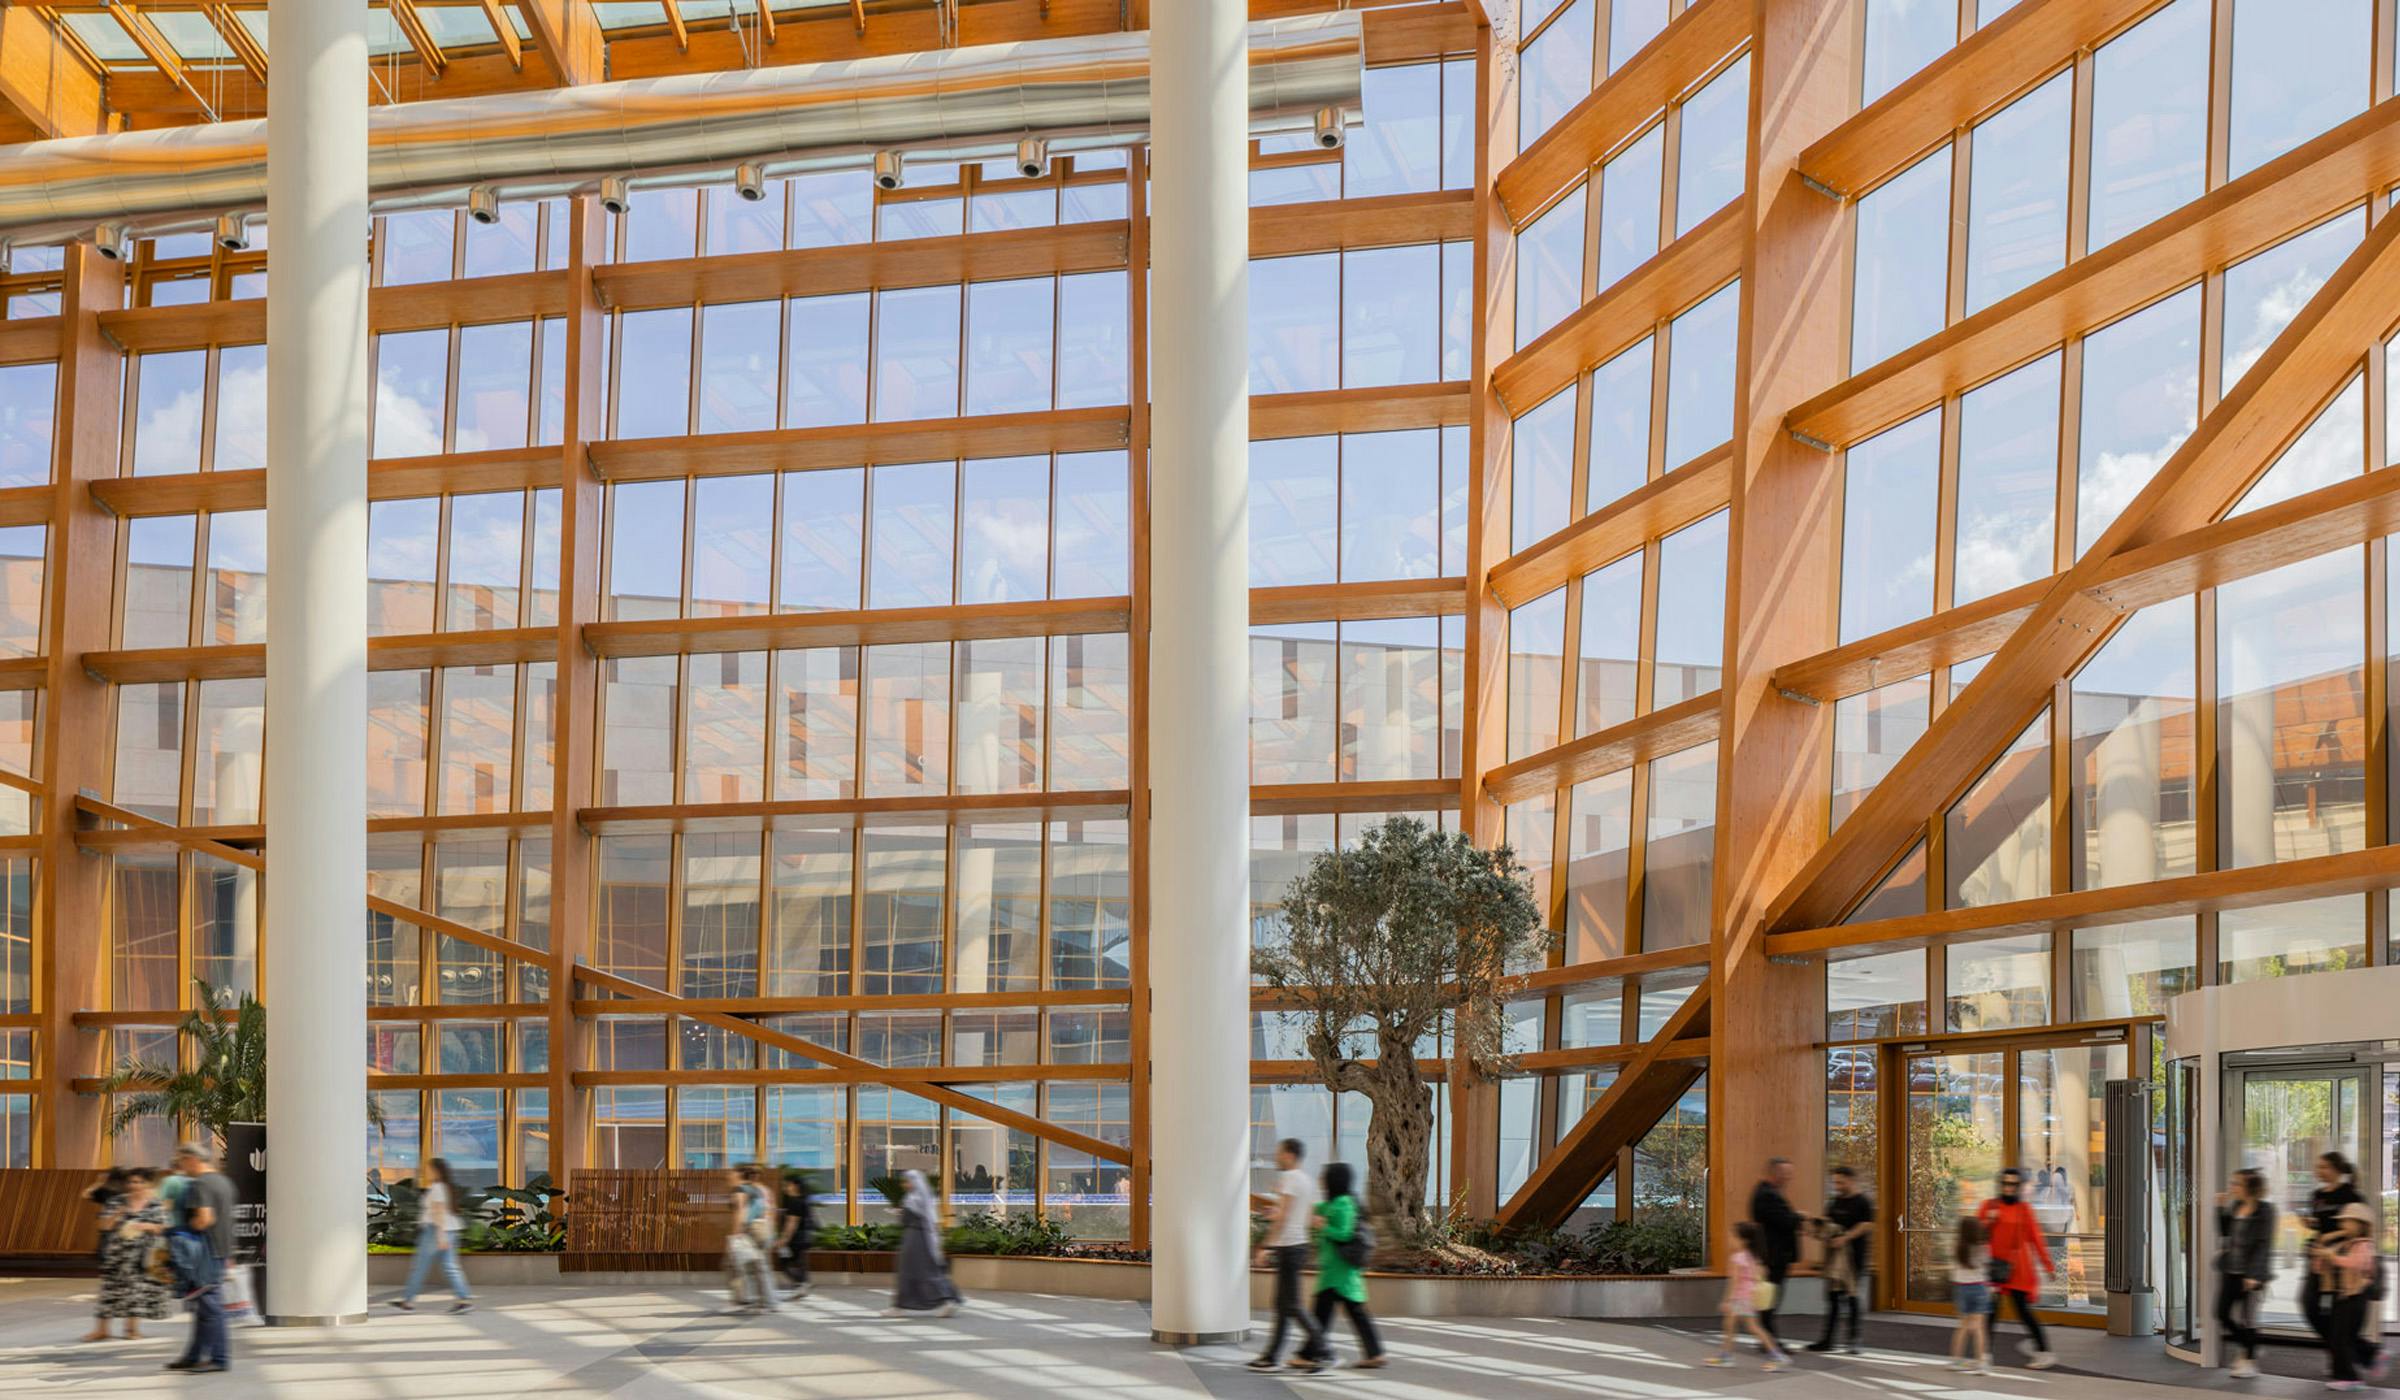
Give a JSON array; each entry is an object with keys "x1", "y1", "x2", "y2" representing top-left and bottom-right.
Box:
[
  {"x1": 2311, "y1": 1202, "x2": 2385, "y2": 1390},
  {"x1": 1707, "y1": 1220, "x2": 1790, "y2": 1371},
  {"x1": 886, "y1": 1169, "x2": 963, "y2": 1317},
  {"x1": 1247, "y1": 1137, "x2": 1324, "y2": 1373},
  {"x1": 390, "y1": 1157, "x2": 475, "y2": 1314},
  {"x1": 773, "y1": 1168, "x2": 817, "y2": 1300},
  {"x1": 2303, "y1": 1152, "x2": 2382, "y2": 1378},
  {"x1": 1747, "y1": 1157, "x2": 1802, "y2": 1350},
  {"x1": 1808, "y1": 1164, "x2": 1875, "y2": 1355},
  {"x1": 722, "y1": 1166, "x2": 779, "y2": 1313},
  {"x1": 1296, "y1": 1162, "x2": 1384, "y2": 1371},
  {"x1": 1948, "y1": 1217, "x2": 1993, "y2": 1374},
  {"x1": 164, "y1": 1143, "x2": 234, "y2": 1374},
  {"x1": 2213, "y1": 1167, "x2": 2275, "y2": 1379},
  {"x1": 1976, "y1": 1168, "x2": 2056, "y2": 1369},
  {"x1": 86, "y1": 1168, "x2": 170, "y2": 1342}
]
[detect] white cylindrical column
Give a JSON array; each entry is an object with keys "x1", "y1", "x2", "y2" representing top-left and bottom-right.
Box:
[
  {"x1": 263, "y1": 0, "x2": 370, "y2": 1325},
  {"x1": 1147, "y1": 0, "x2": 1252, "y2": 1347}
]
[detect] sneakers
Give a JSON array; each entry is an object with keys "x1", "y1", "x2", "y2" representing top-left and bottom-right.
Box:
[
  {"x1": 2326, "y1": 1381, "x2": 2362, "y2": 1392},
  {"x1": 2018, "y1": 1340, "x2": 2039, "y2": 1358},
  {"x1": 1949, "y1": 1359, "x2": 1976, "y2": 1372},
  {"x1": 1762, "y1": 1352, "x2": 1790, "y2": 1373},
  {"x1": 450, "y1": 1300, "x2": 475, "y2": 1315},
  {"x1": 1705, "y1": 1353, "x2": 1735, "y2": 1368},
  {"x1": 2027, "y1": 1351, "x2": 2058, "y2": 1370},
  {"x1": 2230, "y1": 1359, "x2": 2259, "y2": 1379},
  {"x1": 1352, "y1": 1357, "x2": 1388, "y2": 1370},
  {"x1": 1287, "y1": 1357, "x2": 1325, "y2": 1373},
  {"x1": 388, "y1": 1299, "x2": 415, "y2": 1312},
  {"x1": 1844, "y1": 1342, "x2": 1864, "y2": 1356},
  {"x1": 934, "y1": 1302, "x2": 960, "y2": 1318},
  {"x1": 1805, "y1": 1340, "x2": 1837, "y2": 1354},
  {"x1": 1246, "y1": 1358, "x2": 1280, "y2": 1372}
]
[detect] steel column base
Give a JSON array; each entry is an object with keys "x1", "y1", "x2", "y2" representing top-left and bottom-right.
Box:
[{"x1": 1152, "y1": 1327, "x2": 1248, "y2": 1347}]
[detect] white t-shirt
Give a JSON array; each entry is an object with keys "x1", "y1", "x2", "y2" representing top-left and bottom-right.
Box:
[
  {"x1": 422, "y1": 1181, "x2": 456, "y2": 1235},
  {"x1": 1266, "y1": 1169, "x2": 1317, "y2": 1248}
]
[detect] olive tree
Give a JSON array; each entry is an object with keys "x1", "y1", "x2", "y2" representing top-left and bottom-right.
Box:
[{"x1": 1252, "y1": 817, "x2": 1549, "y2": 1234}]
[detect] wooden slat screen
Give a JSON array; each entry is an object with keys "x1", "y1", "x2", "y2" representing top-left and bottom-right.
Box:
[{"x1": 0, "y1": 1169, "x2": 104, "y2": 1265}]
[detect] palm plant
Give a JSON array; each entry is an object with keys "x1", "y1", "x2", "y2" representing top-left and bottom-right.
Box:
[{"x1": 97, "y1": 979, "x2": 383, "y2": 1149}]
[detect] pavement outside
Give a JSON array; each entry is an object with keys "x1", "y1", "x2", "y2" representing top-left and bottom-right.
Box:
[{"x1": 0, "y1": 1277, "x2": 2386, "y2": 1398}]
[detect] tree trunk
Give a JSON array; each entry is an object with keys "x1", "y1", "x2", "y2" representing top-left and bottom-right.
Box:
[{"x1": 1360, "y1": 1071, "x2": 1433, "y2": 1238}]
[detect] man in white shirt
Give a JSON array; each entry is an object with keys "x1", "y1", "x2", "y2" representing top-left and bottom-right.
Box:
[{"x1": 1248, "y1": 1138, "x2": 1325, "y2": 1372}]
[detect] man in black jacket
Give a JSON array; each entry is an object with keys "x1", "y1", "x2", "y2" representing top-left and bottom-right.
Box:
[{"x1": 1749, "y1": 1158, "x2": 1801, "y2": 1350}]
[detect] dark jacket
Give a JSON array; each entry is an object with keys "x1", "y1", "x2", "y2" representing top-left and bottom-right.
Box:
[
  {"x1": 2216, "y1": 1200, "x2": 2277, "y2": 1282},
  {"x1": 1750, "y1": 1180, "x2": 1801, "y2": 1270},
  {"x1": 2308, "y1": 1182, "x2": 2364, "y2": 1240}
]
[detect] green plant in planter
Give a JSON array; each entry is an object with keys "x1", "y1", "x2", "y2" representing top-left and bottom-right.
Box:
[
  {"x1": 813, "y1": 1222, "x2": 902, "y2": 1252},
  {"x1": 366, "y1": 1173, "x2": 567, "y2": 1253},
  {"x1": 943, "y1": 1211, "x2": 1071, "y2": 1257},
  {"x1": 99, "y1": 979, "x2": 388, "y2": 1151}
]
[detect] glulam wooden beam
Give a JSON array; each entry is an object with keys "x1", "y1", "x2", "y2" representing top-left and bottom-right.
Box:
[
  {"x1": 1487, "y1": 444, "x2": 1733, "y2": 608},
  {"x1": 584, "y1": 597, "x2": 1133, "y2": 657},
  {"x1": 1790, "y1": 95, "x2": 2400, "y2": 450},
  {"x1": 0, "y1": 6, "x2": 108, "y2": 139},
  {"x1": 90, "y1": 447, "x2": 562, "y2": 517},
  {"x1": 520, "y1": 0, "x2": 605, "y2": 86},
  {"x1": 477, "y1": 0, "x2": 525, "y2": 71},
  {"x1": 1765, "y1": 202, "x2": 2400, "y2": 935},
  {"x1": 1796, "y1": 0, "x2": 2165, "y2": 200},
  {"x1": 593, "y1": 223, "x2": 1127, "y2": 309},
  {"x1": 1492, "y1": 0, "x2": 1752, "y2": 227},
  {"x1": 1481, "y1": 691, "x2": 1720, "y2": 805},
  {"x1": 81, "y1": 628, "x2": 557, "y2": 684},
  {"x1": 386, "y1": 0, "x2": 452, "y2": 79},
  {"x1": 589, "y1": 408, "x2": 1129, "y2": 482},
  {"x1": 1248, "y1": 577, "x2": 1467, "y2": 624},
  {"x1": 96, "y1": 270, "x2": 572, "y2": 351}
]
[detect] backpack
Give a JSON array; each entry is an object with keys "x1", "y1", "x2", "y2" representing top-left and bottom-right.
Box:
[{"x1": 1335, "y1": 1217, "x2": 1375, "y2": 1269}]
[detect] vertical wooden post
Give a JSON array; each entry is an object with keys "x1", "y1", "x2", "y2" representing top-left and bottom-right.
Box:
[
  {"x1": 1709, "y1": 0, "x2": 1860, "y2": 1232},
  {"x1": 36, "y1": 247, "x2": 126, "y2": 1168},
  {"x1": 548, "y1": 197, "x2": 608, "y2": 1180}
]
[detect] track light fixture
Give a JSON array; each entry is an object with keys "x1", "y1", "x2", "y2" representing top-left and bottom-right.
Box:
[
  {"x1": 874, "y1": 150, "x2": 906, "y2": 192},
  {"x1": 734, "y1": 162, "x2": 768, "y2": 202},
  {"x1": 1313, "y1": 106, "x2": 1346, "y2": 150},
  {"x1": 1014, "y1": 137, "x2": 1051, "y2": 181},
  {"x1": 598, "y1": 176, "x2": 632, "y2": 216},
  {"x1": 466, "y1": 186, "x2": 501, "y2": 226},
  {"x1": 89, "y1": 222, "x2": 131, "y2": 262}
]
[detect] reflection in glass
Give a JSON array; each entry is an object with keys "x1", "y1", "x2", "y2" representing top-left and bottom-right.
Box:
[
  {"x1": 1642, "y1": 743, "x2": 1717, "y2": 949},
  {"x1": 1945, "y1": 711, "x2": 2049, "y2": 907},
  {"x1": 2227, "y1": 0, "x2": 2369, "y2": 178},
  {"x1": 2087, "y1": 0, "x2": 2207, "y2": 251},
  {"x1": 1953, "y1": 352, "x2": 2058, "y2": 604},
  {"x1": 2217, "y1": 549, "x2": 2364, "y2": 868},
  {"x1": 1652, "y1": 510, "x2": 1726, "y2": 706},
  {"x1": 2071, "y1": 598, "x2": 2195, "y2": 890},
  {"x1": 1964, "y1": 72, "x2": 2069, "y2": 315},
  {"x1": 1839, "y1": 409, "x2": 1938, "y2": 643},
  {"x1": 2077, "y1": 287, "x2": 2199, "y2": 554}
]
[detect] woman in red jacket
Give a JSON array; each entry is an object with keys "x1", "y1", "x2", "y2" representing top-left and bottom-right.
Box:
[{"x1": 1976, "y1": 1169, "x2": 2057, "y2": 1370}]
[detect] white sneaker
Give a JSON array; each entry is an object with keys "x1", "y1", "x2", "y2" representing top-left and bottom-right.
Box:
[
  {"x1": 934, "y1": 1302, "x2": 960, "y2": 1318},
  {"x1": 2230, "y1": 1359, "x2": 2258, "y2": 1379},
  {"x1": 2018, "y1": 1340, "x2": 2039, "y2": 1359},
  {"x1": 2027, "y1": 1351, "x2": 2058, "y2": 1370},
  {"x1": 880, "y1": 1306, "x2": 906, "y2": 1317},
  {"x1": 1950, "y1": 1359, "x2": 1975, "y2": 1372}
]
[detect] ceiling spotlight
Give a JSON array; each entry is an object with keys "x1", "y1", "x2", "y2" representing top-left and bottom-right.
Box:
[
  {"x1": 466, "y1": 186, "x2": 501, "y2": 226},
  {"x1": 214, "y1": 213, "x2": 252, "y2": 252},
  {"x1": 1313, "y1": 107, "x2": 1346, "y2": 151},
  {"x1": 873, "y1": 150, "x2": 906, "y2": 192},
  {"x1": 598, "y1": 175, "x2": 632, "y2": 216},
  {"x1": 1014, "y1": 136, "x2": 1051, "y2": 181},
  {"x1": 734, "y1": 162, "x2": 768, "y2": 203},
  {"x1": 89, "y1": 222, "x2": 132, "y2": 262}
]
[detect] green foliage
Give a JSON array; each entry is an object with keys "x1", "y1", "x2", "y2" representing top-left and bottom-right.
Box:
[
  {"x1": 98, "y1": 979, "x2": 385, "y2": 1152},
  {"x1": 1253, "y1": 817, "x2": 1549, "y2": 1228},
  {"x1": 941, "y1": 1211, "x2": 1073, "y2": 1257},
  {"x1": 813, "y1": 1222, "x2": 902, "y2": 1251},
  {"x1": 366, "y1": 1173, "x2": 568, "y2": 1253}
]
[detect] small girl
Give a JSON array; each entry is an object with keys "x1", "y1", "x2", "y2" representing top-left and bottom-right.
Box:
[
  {"x1": 1709, "y1": 1220, "x2": 1791, "y2": 1371},
  {"x1": 1950, "y1": 1217, "x2": 1993, "y2": 1373}
]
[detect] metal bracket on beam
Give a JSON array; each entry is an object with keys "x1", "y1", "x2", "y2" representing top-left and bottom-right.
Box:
[
  {"x1": 1799, "y1": 173, "x2": 1847, "y2": 202},
  {"x1": 1789, "y1": 429, "x2": 1835, "y2": 453},
  {"x1": 1769, "y1": 954, "x2": 1814, "y2": 967},
  {"x1": 1776, "y1": 687, "x2": 1822, "y2": 707}
]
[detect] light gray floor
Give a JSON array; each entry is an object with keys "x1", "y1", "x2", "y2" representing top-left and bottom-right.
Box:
[{"x1": 0, "y1": 1278, "x2": 2333, "y2": 1398}]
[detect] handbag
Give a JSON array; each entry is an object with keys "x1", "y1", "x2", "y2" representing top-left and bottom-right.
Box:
[
  {"x1": 1335, "y1": 1218, "x2": 1375, "y2": 1269},
  {"x1": 1752, "y1": 1279, "x2": 1778, "y2": 1312},
  {"x1": 1985, "y1": 1257, "x2": 2014, "y2": 1287}
]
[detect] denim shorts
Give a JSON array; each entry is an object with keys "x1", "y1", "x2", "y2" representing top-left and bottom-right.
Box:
[{"x1": 1954, "y1": 1282, "x2": 1993, "y2": 1317}]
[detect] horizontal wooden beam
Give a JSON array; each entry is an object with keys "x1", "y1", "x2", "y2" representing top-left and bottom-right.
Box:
[
  {"x1": 1249, "y1": 577, "x2": 1467, "y2": 624},
  {"x1": 96, "y1": 271, "x2": 572, "y2": 352},
  {"x1": 1488, "y1": 444, "x2": 1732, "y2": 609},
  {"x1": 1500, "y1": 943, "x2": 1712, "y2": 1000},
  {"x1": 1252, "y1": 190, "x2": 1478, "y2": 257},
  {"x1": 593, "y1": 223, "x2": 1129, "y2": 311},
  {"x1": 1247, "y1": 777, "x2": 1459, "y2": 817},
  {"x1": 1250, "y1": 382, "x2": 1472, "y2": 438},
  {"x1": 569, "y1": 1064, "x2": 1128, "y2": 1087},
  {"x1": 91, "y1": 448, "x2": 564, "y2": 517},
  {"x1": 82, "y1": 628, "x2": 557, "y2": 684},
  {"x1": 1491, "y1": 200, "x2": 1744, "y2": 416},
  {"x1": 1767, "y1": 198, "x2": 2400, "y2": 933},
  {"x1": 1483, "y1": 690, "x2": 1720, "y2": 805},
  {"x1": 0, "y1": 485, "x2": 51, "y2": 529},
  {"x1": 1797, "y1": 0, "x2": 2163, "y2": 199},
  {"x1": 1769, "y1": 843, "x2": 2400, "y2": 960},
  {"x1": 585, "y1": 597, "x2": 1132, "y2": 659},
  {"x1": 1790, "y1": 94, "x2": 2400, "y2": 449},
  {"x1": 571, "y1": 988, "x2": 1129, "y2": 1017},
  {"x1": 0, "y1": 318, "x2": 62, "y2": 366},
  {"x1": 1775, "y1": 462, "x2": 2400, "y2": 704},
  {"x1": 588, "y1": 407, "x2": 1130, "y2": 482},
  {"x1": 1515, "y1": 1038, "x2": 1710, "y2": 1072},
  {"x1": 578, "y1": 789, "x2": 1134, "y2": 834},
  {"x1": 1494, "y1": 0, "x2": 1752, "y2": 226}
]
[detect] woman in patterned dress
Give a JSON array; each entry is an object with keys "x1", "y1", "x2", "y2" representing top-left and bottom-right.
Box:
[{"x1": 87, "y1": 1168, "x2": 170, "y2": 1340}]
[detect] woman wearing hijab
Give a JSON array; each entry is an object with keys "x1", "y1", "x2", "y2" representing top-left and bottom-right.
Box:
[{"x1": 886, "y1": 1169, "x2": 963, "y2": 1318}]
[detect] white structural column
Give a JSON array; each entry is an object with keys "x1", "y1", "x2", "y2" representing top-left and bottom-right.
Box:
[
  {"x1": 263, "y1": 0, "x2": 371, "y2": 1324},
  {"x1": 1146, "y1": 0, "x2": 1252, "y2": 1346}
]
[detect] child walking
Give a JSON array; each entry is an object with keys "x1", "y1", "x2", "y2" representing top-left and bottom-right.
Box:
[
  {"x1": 1709, "y1": 1221, "x2": 1791, "y2": 1371},
  {"x1": 1950, "y1": 1217, "x2": 1994, "y2": 1373}
]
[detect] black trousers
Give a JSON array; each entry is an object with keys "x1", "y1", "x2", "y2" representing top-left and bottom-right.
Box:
[
  {"x1": 1999, "y1": 1288, "x2": 2048, "y2": 1353},
  {"x1": 2308, "y1": 1281, "x2": 2380, "y2": 1380},
  {"x1": 1259, "y1": 1246, "x2": 1322, "y2": 1362},
  {"x1": 1758, "y1": 1259, "x2": 1791, "y2": 1343},
  {"x1": 778, "y1": 1237, "x2": 810, "y2": 1288},
  {"x1": 1817, "y1": 1281, "x2": 1863, "y2": 1346},
  {"x1": 1307, "y1": 1288, "x2": 1383, "y2": 1362},
  {"x1": 2214, "y1": 1274, "x2": 2260, "y2": 1360}
]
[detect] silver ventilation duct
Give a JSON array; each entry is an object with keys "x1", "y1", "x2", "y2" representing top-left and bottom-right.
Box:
[{"x1": 0, "y1": 13, "x2": 1362, "y2": 246}]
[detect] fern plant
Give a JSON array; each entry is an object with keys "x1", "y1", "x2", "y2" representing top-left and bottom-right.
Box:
[{"x1": 97, "y1": 979, "x2": 384, "y2": 1149}]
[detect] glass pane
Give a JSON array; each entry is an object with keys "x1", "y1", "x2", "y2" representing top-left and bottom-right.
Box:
[
  {"x1": 2217, "y1": 549, "x2": 2364, "y2": 869},
  {"x1": 2076, "y1": 286, "x2": 2200, "y2": 554},
  {"x1": 2227, "y1": 0, "x2": 2370, "y2": 178},
  {"x1": 2071, "y1": 598, "x2": 2195, "y2": 889},
  {"x1": 2087, "y1": 0, "x2": 2208, "y2": 251},
  {"x1": 1964, "y1": 72, "x2": 2070, "y2": 315},
  {"x1": 1946, "y1": 711, "x2": 2050, "y2": 908},
  {"x1": 780, "y1": 468, "x2": 865, "y2": 612},
  {"x1": 1839, "y1": 408, "x2": 1940, "y2": 643},
  {"x1": 1953, "y1": 353, "x2": 2058, "y2": 605},
  {"x1": 2016, "y1": 1045, "x2": 2123, "y2": 1313},
  {"x1": 1673, "y1": 56, "x2": 1748, "y2": 235},
  {"x1": 1903, "y1": 1052, "x2": 2005, "y2": 1304}
]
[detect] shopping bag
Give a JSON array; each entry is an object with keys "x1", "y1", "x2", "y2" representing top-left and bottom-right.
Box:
[{"x1": 221, "y1": 1263, "x2": 265, "y2": 1328}]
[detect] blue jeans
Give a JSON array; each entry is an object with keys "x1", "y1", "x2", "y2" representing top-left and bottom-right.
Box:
[
  {"x1": 178, "y1": 1283, "x2": 227, "y2": 1367},
  {"x1": 401, "y1": 1224, "x2": 470, "y2": 1302}
]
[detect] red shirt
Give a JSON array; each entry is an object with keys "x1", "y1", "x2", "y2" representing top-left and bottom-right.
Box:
[{"x1": 1976, "y1": 1196, "x2": 2054, "y2": 1296}]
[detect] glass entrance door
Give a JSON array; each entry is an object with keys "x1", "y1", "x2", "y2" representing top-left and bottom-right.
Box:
[
  {"x1": 2231, "y1": 1065, "x2": 2373, "y2": 1331},
  {"x1": 1898, "y1": 1037, "x2": 2129, "y2": 1318}
]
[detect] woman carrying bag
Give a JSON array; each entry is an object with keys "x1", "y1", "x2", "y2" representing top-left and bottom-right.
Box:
[
  {"x1": 1976, "y1": 1168, "x2": 2056, "y2": 1370},
  {"x1": 1292, "y1": 1162, "x2": 1385, "y2": 1372},
  {"x1": 85, "y1": 1169, "x2": 170, "y2": 1342},
  {"x1": 2213, "y1": 1168, "x2": 2275, "y2": 1379}
]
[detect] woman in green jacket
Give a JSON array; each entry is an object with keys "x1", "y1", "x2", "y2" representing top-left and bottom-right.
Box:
[{"x1": 1294, "y1": 1162, "x2": 1386, "y2": 1371}]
